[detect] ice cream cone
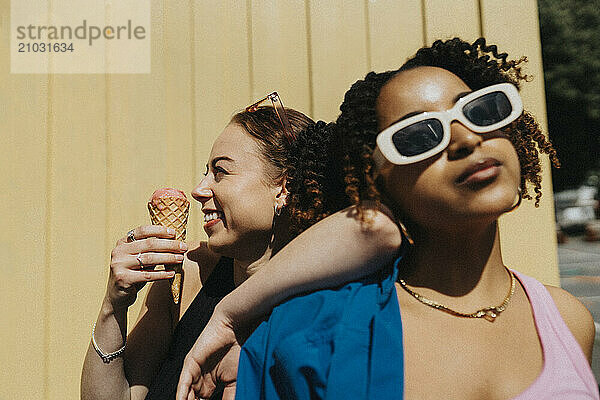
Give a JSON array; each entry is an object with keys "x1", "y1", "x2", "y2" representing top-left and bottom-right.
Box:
[{"x1": 147, "y1": 195, "x2": 190, "y2": 304}]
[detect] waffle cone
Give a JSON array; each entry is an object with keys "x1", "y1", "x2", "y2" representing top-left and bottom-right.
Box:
[{"x1": 147, "y1": 197, "x2": 190, "y2": 304}]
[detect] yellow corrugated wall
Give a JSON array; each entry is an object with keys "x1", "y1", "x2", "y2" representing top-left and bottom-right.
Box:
[{"x1": 0, "y1": 0, "x2": 557, "y2": 398}]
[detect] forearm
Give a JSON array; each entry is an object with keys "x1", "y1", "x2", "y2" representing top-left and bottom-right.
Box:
[
  {"x1": 81, "y1": 300, "x2": 131, "y2": 400},
  {"x1": 83, "y1": 224, "x2": 181, "y2": 400},
  {"x1": 219, "y1": 205, "x2": 402, "y2": 325}
]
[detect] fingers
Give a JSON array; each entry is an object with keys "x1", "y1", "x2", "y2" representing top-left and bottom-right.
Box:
[
  {"x1": 176, "y1": 357, "x2": 218, "y2": 400},
  {"x1": 135, "y1": 225, "x2": 177, "y2": 241},
  {"x1": 107, "y1": 225, "x2": 184, "y2": 309},
  {"x1": 110, "y1": 241, "x2": 185, "y2": 274},
  {"x1": 126, "y1": 237, "x2": 188, "y2": 254},
  {"x1": 195, "y1": 376, "x2": 217, "y2": 400},
  {"x1": 112, "y1": 269, "x2": 175, "y2": 291},
  {"x1": 110, "y1": 233, "x2": 186, "y2": 288},
  {"x1": 131, "y1": 252, "x2": 185, "y2": 269},
  {"x1": 116, "y1": 225, "x2": 177, "y2": 246},
  {"x1": 134, "y1": 269, "x2": 176, "y2": 282},
  {"x1": 176, "y1": 360, "x2": 199, "y2": 400},
  {"x1": 222, "y1": 383, "x2": 237, "y2": 400}
]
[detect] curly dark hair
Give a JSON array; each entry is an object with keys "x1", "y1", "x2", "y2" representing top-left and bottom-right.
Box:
[
  {"x1": 333, "y1": 37, "x2": 560, "y2": 215},
  {"x1": 231, "y1": 107, "x2": 343, "y2": 235},
  {"x1": 285, "y1": 121, "x2": 348, "y2": 234}
]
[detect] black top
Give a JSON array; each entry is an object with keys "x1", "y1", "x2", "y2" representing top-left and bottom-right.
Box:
[{"x1": 145, "y1": 256, "x2": 235, "y2": 400}]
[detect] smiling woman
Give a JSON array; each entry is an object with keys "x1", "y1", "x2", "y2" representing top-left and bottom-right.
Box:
[
  {"x1": 80, "y1": 100, "x2": 356, "y2": 400},
  {"x1": 193, "y1": 120, "x2": 294, "y2": 262}
]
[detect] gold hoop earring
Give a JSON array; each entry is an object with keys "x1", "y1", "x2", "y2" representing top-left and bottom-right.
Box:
[
  {"x1": 507, "y1": 187, "x2": 523, "y2": 213},
  {"x1": 274, "y1": 203, "x2": 283, "y2": 216},
  {"x1": 398, "y1": 220, "x2": 414, "y2": 245}
]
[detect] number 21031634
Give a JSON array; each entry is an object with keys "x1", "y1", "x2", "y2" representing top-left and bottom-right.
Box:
[{"x1": 18, "y1": 42, "x2": 74, "y2": 52}]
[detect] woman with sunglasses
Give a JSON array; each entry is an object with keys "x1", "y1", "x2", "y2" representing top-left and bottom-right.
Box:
[
  {"x1": 81, "y1": 98, "x2": 402, "y2": 400},
  {"x1": 178, "y1": 38, "x2": 598, "y2": 399}
]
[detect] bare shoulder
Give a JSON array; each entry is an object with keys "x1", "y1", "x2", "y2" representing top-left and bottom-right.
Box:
[
  {"x1": 345, "y1": 201, "x2": 402, "y2": 249},
  {"x1": 545, "y1": 284, "x2": 596, "y2": 362}
]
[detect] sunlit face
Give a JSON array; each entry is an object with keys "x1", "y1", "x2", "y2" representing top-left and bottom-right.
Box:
[
  {"x1": 375, "y1": 67, "x2": 521, "y2": 232},
  {"x1": 191, "y1": 123, "x2": 284, "y2": 260}
]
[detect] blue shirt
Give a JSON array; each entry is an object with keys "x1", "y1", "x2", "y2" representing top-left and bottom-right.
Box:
[{"x1": 236, "y1": 253, "x2": 405, "y2": 399}]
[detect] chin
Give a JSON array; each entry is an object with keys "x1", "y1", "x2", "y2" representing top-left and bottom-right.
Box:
[
  {"x1": 465, "y1": 193, "x2": 517, "y2": 218},
  {"x1": 205, "y1": 234, "x2": 236, "y2": 257}
]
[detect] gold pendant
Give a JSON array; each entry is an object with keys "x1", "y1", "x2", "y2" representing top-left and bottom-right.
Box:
[{"x1": 482, "y1": 308, "x2": 498, "y2": 322}]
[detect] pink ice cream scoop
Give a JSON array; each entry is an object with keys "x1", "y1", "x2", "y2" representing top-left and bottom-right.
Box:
[{"x1": 150, "y1": 187, "x2": 187, "y2": 209}]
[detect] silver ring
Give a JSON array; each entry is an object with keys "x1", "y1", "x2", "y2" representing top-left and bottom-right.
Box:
[
  {"x1": 127, "y1": 229, "x2": 136, "y2": 242},
  {"x1": 136, "y1": 253, "x2": 143, "y2": 267}
]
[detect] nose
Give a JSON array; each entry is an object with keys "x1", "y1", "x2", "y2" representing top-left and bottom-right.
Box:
[
  {"x1": 446, "y1": 122, "x2": 483, "y2": 160},
  {"x1": 191, "y1": 177, "x2": 213, "y2": 204}
]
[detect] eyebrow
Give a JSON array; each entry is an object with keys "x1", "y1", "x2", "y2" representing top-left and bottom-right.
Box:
[
  {"x1": 387, "y1": 111, "x2": 425, "y2": 127},
  {"x1": 384, "y1": 90, "x2": 473, "y2": 128},
  {"x1": 206, "y1": 156, "x2": 235, "y2": 171}
]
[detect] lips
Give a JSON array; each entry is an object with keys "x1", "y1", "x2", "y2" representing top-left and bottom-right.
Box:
[
  {"x1": 202, "y1": 209, "x2": 225, "y2": 231},
  {"x1": 203, "y1": 210, "x2": 224, "y2": 223},
  {"x1": 455, "y1": 158, "x2": 502, "y2": 185}
]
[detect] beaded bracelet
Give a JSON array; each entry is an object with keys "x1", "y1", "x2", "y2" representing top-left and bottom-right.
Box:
[{"x1": 91, "y1": 322, "x2": 126, "y2": 363}]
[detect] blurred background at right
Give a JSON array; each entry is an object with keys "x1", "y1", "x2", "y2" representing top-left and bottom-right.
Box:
[{"x1": 539, "y1": 0, "x2": 600, "y2": 383}]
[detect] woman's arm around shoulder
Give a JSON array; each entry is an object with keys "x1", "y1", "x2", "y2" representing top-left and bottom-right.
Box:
[
  {"x1": 223, "y1": 201, "x2": 402, "y2": 322},
  {"x1": 176, "y1": 203, "x2": 403, "y2": 400},
  {"x1": 545, "y1": 284, "x2": 596, "y2": 363}
]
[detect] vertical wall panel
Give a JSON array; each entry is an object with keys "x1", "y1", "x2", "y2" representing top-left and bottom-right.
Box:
[
  {"x1": 162, "y1": 1, "x2": 196, "y2": 205},
  {"x1": 251, "y1": 0, "x2": 311, "y2": 116},
  {"x1": 44, "y1": 4, "x2": 108, "y2": 395},
  {"x1": 105, "y1": 0, "x2": 171, "y2": 332},
  {"x1": 368, "y1": 0, "x2": 424, "y2": 72},
  {"x1": 46, "y1": 74, "x2": 107, "y2": 399},
  {"x1": 423, "y1": 0, "x2": 480, "y2": 44},
  {"x1": 193, "y1": 0, "x2": 252, "y2": 236},
  {"x1": 46, "y1": 1, "x2": 106, "y2": 399},
  {"x1": 482, "y1": 0, "x2": 560, "y2": 285},
  {"x1": 309, "y1": 0, "x2": 369, "y2": 121},
  {"x1": 0, "y1": 1, "x2": 48, "y2": 397}
]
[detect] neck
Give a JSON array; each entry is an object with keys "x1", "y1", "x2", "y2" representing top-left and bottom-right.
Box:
[
  {"x1": 233, "y1": 249, "x2": 272, "y2": 287},
  {"x1": 403, "y1": 220, "x2": 509, "y2": 305},
  {"x1": 232, "y1": 218, "x2": 292, "y2": 287}
]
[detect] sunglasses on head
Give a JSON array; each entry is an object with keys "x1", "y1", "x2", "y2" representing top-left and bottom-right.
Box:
[
  {"x1": 373, "y1": 83, "x2": 523, "y2": 166},
  {"x1": 246, "y1": 91, "x2": 295, "y2": 143}
]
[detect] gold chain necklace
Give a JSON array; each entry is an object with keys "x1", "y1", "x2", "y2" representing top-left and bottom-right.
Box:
[{"x1": 398, "y1": 268, "x2": 516, "y2": 322}]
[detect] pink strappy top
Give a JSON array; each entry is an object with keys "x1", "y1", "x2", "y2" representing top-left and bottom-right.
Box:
[{"x1": 511, "y1": 270, "x2": 599, "y2": 399}]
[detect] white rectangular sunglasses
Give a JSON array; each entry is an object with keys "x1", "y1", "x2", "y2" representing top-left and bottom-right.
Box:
[{"x1": 374, "y1": 83, "x2": 523, "y2": 166}]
